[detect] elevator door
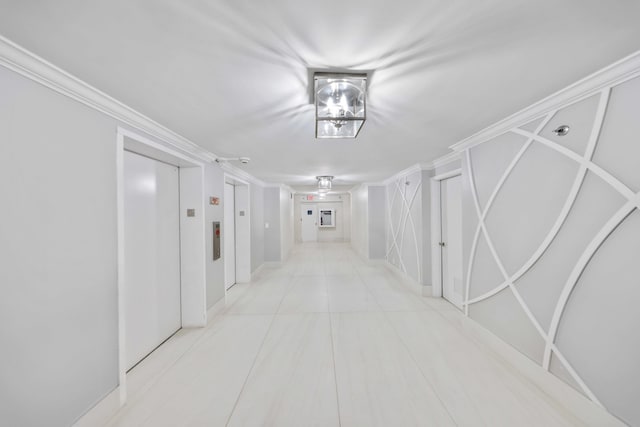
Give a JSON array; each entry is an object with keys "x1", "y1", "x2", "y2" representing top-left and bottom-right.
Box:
[
  {"x1": 124, "y1": 151, "x2": 181, "y2": 370},
  {"x1": 441, "y1": 175, "x2": 464, "y2": 310}
]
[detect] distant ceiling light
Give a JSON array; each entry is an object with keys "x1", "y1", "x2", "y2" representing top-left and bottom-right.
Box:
[
  {"x1": 316, "y1": 175, "x2": 333, "y2": 191},
  {"x1": 315, "y1": 73, "x2": 366, "y2": 138}
]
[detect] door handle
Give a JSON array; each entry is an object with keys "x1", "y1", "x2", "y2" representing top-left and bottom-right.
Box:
[{"x1": 439, "y1": 242, "x2": 446, "y2": 247}]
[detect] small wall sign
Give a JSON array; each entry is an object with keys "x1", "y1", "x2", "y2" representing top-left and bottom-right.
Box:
[{"x1": 210, "y1": 196, "x2": 220, "y2": 205}]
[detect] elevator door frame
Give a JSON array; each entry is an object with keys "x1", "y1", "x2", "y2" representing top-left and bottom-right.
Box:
[{"x1": 116, "y1": 127, "x2": 207, "y2": 406}]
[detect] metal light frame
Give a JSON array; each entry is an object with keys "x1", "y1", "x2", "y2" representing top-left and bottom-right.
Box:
[
  {"x1": 316, "y1": 175, "x2": 334, "y2": 191},
  {"x1": 314, "y1": 72, "x2": 367, "y2": 139}
]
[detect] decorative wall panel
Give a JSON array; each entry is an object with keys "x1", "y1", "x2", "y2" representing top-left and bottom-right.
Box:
[
  {"x1": 386, "y1": 169, "x2": 422, "y2": 284},
  {"x1": 463, "y1": 75, "x2": 640, "y2": 425}
]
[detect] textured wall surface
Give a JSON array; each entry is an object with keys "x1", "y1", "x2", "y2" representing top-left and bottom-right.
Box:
[{"x1": 463, "y1": 76, "x2": 640, "y2": 426}]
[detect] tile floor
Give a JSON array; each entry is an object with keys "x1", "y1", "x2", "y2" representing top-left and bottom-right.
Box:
[{"x1": 80, "y1": 243, "x2": 623, "y2": 427}]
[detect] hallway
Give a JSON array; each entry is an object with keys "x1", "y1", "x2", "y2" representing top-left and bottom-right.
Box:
[{"x1": 79, "y1": 243, "x2": 619, "y2": 427}]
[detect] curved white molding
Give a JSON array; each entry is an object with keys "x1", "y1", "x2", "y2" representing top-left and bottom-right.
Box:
[
  {"x1": 550, "y1": 344, "x2": 603, "y2": 407},
  {"x1": 463, "y1": 112, "x2": 554, "y2": 309},
  {"x1": 509, "y1": 129, "x2": 635, "y2": 201},
  {"x1": 450, "y1": 49, "x2": 640, "y2": 153},
  {"x1": 467, "y1": 89, "x2": 612, "y2": 307},
  {"x1": 463, "y1": 83, "x2": 640, "y2": 405},
  {"x1": 385, "y1": 175, "x2": 422, "y2": 281},
  {"x1": 543, "y1": 198, "x2": 638, "y2": 368}
]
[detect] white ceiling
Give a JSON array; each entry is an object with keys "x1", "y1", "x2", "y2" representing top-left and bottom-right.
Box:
[{"x1": 2, "y1": 1, "x2": 640, "y2": 188}]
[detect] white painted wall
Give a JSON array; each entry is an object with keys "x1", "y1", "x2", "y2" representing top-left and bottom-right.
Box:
[
  {"x1": 204, "y1": 163, "x2": 226, "y2": 309},
  {"x1": 350, "y1": 186, "x2": 368, "y2": 258},
  {"x1": 280, "y1": 187, "x2": 294, "y2": 261},
  {"x1": 250, "y1": 183, "x2": 265, "y2": 273},
  {"x1": 0, "y1": 65, "x2": 120, "y2": 427},
  {"x1": 234, "y1": 184, "x2": 251, "y2": 283},
  {"x1": 264, "y1": 187, "x2": 281, "y2": 262},
  {"x1": 462, "y1": 75, "x2": 640, "y2": 425},
  {"x1": 294, "y1": 194, "x2": 351, "y2": 243}
]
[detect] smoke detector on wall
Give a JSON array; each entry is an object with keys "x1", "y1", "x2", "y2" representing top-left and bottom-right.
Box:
[{"x1": 215, "y1": 157, "x2": 251, "y2": 165}]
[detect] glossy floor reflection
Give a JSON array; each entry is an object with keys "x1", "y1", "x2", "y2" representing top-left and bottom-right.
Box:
[{"x1": 80, "y1": 243, "x2": 622, "y2": 427}]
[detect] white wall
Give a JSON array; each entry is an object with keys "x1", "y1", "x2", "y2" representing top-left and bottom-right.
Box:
[
  {"x1": 0, "y1": 60, "x2": 262, "y2": 426},
  {"x1": 350, "y1": 186, "x2": 368, "y2": 258},
  {"x1": 263, "y1": 187, "x2": 281, "y2": 262},
  {"x1": 204, "y1": 163, "x2": 225, "y2": 309},
  {"x1": 0, "y1": 64, "x2": 119, "y2": 427},
  {"x1": 462, "y1": 75, "x2": 640, "y2": 425},
  {"x1": 250, "y1": 183, "x2": 265, "y2": 272},
  {"x1": 294, "y1": 194, "x2": 351, "y2": 243},
  {"x1": 368, "y1": 186, "x2": 386, "y2": 259},
  {"x1": 280, "y1": 187, "x2": 293, "y2": 260}
]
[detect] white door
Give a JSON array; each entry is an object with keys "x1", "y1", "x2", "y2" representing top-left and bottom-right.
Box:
[
  {"x1": 124, "y1": 151, "x2": 181, "y2": 371},
  {"x1": 224, "y1": 183, "x2": 236, "y2": 290},
  {"x1": 441, "y1": 175, "x2": 464, "y2": 310},
  {"x1": 301, "y1": 204, "x2": 318, "y2": 242}
]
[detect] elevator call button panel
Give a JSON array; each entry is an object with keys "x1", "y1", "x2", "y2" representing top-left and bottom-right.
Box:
[{"x1": 213, "y1": 221, "x2": 221, "y2": 260}]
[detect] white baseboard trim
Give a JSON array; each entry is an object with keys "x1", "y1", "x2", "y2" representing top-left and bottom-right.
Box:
[
  {"x1": 72, "y1": 386, "x2": 121, "y2": 427},
  {"x1": 421, "y1": 284, "x2": 433, "y2": 297},
  {"x1": 250, "y1": 263, "x2": 265, "y2": 281},
  {"x1": 206, "y1": 295, "x2": 228, "y2": 323}
]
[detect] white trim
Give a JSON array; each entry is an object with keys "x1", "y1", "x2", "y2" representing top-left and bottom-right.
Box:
[
  {"x1": 430, "y1": 169, "x2": 462, "y2": 300},
  {"x1": 543, "y1": 199, "x2": 637, "y2": 368},
  {"x1": 450, "y1": 49, "x2": 640, "y2": 153},
  {"x1": 432, "y1": 168, "x2": 463, "y2": 182},
  {"x1": 115, "y1": 127, "x2": 207, "y2": 406},
  {"x1": 422, "y1": 151, "x2": 463, "y2": 170},
  {"x1": 464, "y1": 147, "x2": 548, "y2": 340},
  {"x1": 115, "y1": 132, "x2": 126, "y2": 405},
  {"x1": 381, "y1": 163, "x2": 424, "y2": 186},
  {"x1": 550, "y1": 344, "x2": 603, "y2": 406},
  {"x1": 0, "y1": 35, "x2": 216, "y2": 164}
]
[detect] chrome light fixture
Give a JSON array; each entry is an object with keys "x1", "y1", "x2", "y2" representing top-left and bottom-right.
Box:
[
  {"x1": 315, "y1": 73, "x2": 366, "y2": 138},
  {"x1": 316, "y1": 175, "x2": 333, "y2": 192}
]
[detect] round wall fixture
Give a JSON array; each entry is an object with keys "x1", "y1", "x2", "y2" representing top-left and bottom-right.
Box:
[{"x1": 552, "y1": 125, "x2": 570, "y2": 136}]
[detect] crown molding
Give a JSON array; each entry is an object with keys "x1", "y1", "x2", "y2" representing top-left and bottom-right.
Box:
[
  {"x1": 0, "y1": 36, "x2": 229, "y2": 165},
  {"x1": 420, "y1": 150, "x2": 462, "y2": 170},
  {"x1": 450, "y1": 49, "x2": 640, "y2": 153}
]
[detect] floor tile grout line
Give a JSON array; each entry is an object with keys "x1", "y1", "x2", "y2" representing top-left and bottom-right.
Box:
[
  {"x1": 381, "y1": 309, "x2": 461, "y2": 427},
  {"x1": 106, "y1": 306, "x2": 236, "y2": 425},
  {"x1": 223, "y1": 274, "x2": 294, "y2": 426},
  {"x1": 353, "y1": 263, "x2": 460, "y2": 426},
  {"x1": 325, "y1": 264, "x2": 343, "y2": 427}
]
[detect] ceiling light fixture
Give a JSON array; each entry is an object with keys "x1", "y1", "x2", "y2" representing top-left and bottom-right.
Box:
[
  {"x1": 316, "y1": 175, "x2": 333, "y2": 191},
  {"x1": 315, "y1": 73, "x2": 366, "y2": 138}
]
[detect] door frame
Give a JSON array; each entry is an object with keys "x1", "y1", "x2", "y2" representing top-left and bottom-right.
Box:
[
  {"x1": 430, "y1": 169, "x2": 462, "y2": 299},
  {"x1": 223, "y1": 173, "x2": 251, "y2": 294},
  {"x1": 116, "y1": 127, "x2": 207, "y2": 405}
]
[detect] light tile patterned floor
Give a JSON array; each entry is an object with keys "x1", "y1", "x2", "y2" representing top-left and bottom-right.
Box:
[{"x1": 81, "y1": 243, "x2": 622, "y2": 427}]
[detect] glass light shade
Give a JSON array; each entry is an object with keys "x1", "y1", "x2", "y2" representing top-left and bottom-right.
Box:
[
  {"x1": 315, "y1": 74, "x2": 366, "y2": 138},
  {"x1": 316, "y1": 175, "x2": 333, "y2": 191}
]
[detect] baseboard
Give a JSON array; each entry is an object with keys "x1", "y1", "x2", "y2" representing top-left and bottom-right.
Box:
[
  {"x1": 383, "y1": 261, "x2": 423, "y2": 295},
  {"x1": 205, "y1": 295, "x2": 228, "y2": 324},
  {"x1": 72, "y1": 386, "x2": 121, "y2": 427},
  {"x1": 421, "y1": 284, "x2": 433, "y2": 297}
]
